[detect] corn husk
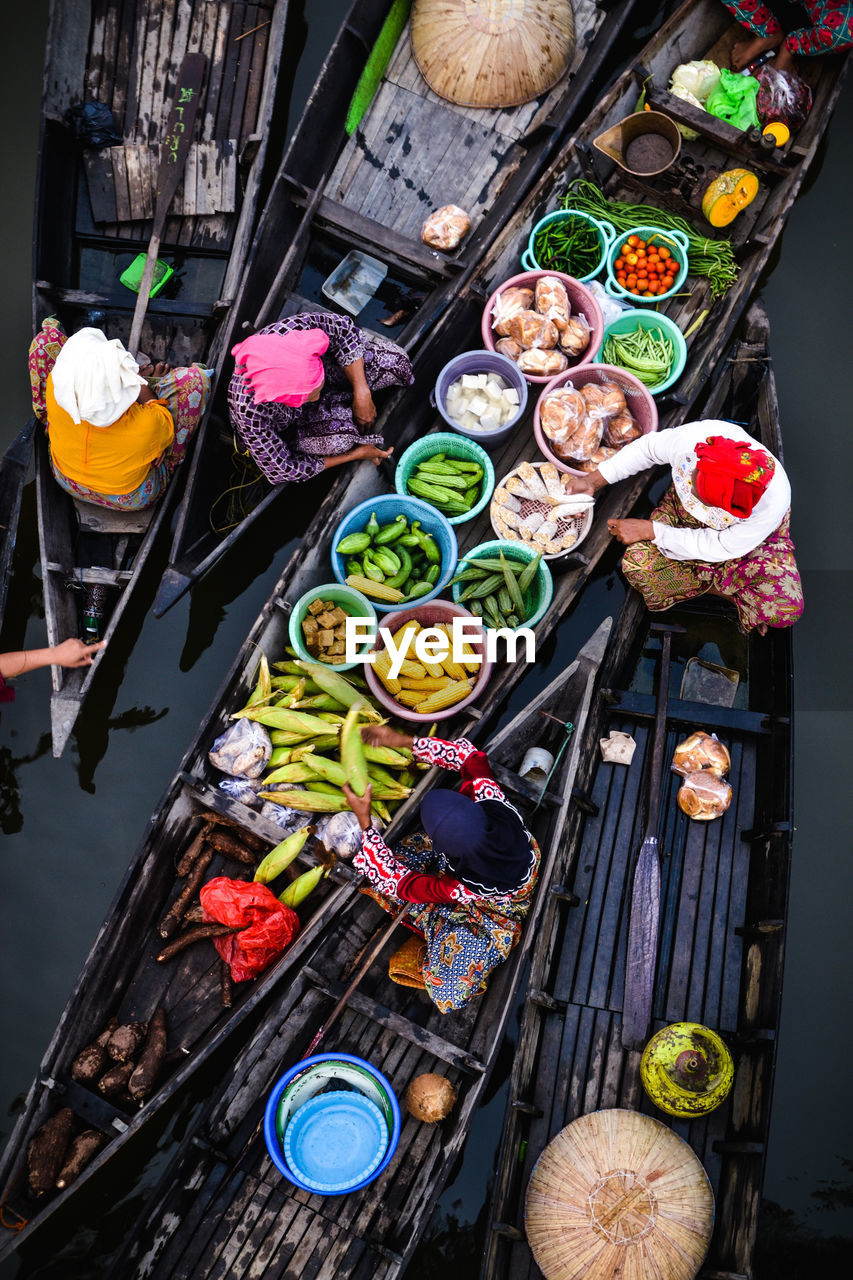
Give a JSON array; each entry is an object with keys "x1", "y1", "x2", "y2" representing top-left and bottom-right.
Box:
[{"x1": 254, "y1": 827, "x2": 312, "y2": 885}]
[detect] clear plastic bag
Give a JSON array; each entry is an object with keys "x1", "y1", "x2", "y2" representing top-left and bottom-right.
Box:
[
  {"x1": 208, "y1": 719, "x2": 271, "y2": 779},
  {"x1": 756, "y1": 66, "x2": 812, "y2": 131},
  {"x1": 259, "y1": 784, "x2": 314, "y2": 834},
  {"x1": 314, "y1": 810, "x2": 364, "y2": 860},
  {"x1": 218, "y1": 776, "x2": 263, "y2": 807},
  {"x1": 585, "y1": 280, "x2": 631, "y2": 327}
]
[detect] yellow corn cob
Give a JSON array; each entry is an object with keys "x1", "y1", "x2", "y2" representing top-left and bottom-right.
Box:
[
  {"x1": 439, "y1": 656, "x2": 469, "y2": 682},
  {"x1": 420, "y1": 656, "x2": 445, "y2": 678},
  {"x1": 399, "y1": 676, "x2": 451, "y2": 691},
  {"x1": 435, "y1": 623, "x2": 480, "y2": 673},
  {"x1": 414, "y1": 680, "x2": 473, "y2": 714},
  {"x1": 397, "y1": 659, "x2": 427, "y2": 680},
  {"x1": 374, "y1": 649, "x2": 402, "y2": 695},
  {"x1": 395, "y1": 688, "x2": 427, "y2": 708},
  {"x1": 395, "y1": 620, "x2": 421, "y2": 648},
  {"x1": 345, "y1": 574, "x2": 404, "y2": 603}
]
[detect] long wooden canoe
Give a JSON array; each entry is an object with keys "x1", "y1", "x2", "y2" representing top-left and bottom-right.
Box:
[
  {"x1": 153, "y1": 0, "x2": 640, "y2": 614},
  {"x1": 103, "y1": 620, "x2": 612, "y2": 1279},
  {"x1": 483, "y1": 303, "x2": 794, "y2": 1280},
  {"x1": 0, "y1": 418, "x2": 36, "y2": 628},
  {"x1": 33, "y1": 0, "x2": 290, "y2": 756}
]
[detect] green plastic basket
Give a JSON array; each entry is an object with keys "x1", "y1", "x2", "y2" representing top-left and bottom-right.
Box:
[
  {"x1": 451, "y1": 539, "x2": 553, "y2": 630},
  {"x1": 395, "y1": 433, "x2": 495, "y2": 526},
  {"x1": 119, "y1": 253, "x2": 174, "y2": 298},
  {"x1": 288, "y1": 583, "x2": 377, "y2": 672}
]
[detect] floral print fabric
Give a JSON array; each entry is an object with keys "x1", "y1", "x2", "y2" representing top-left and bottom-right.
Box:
[{"x1": 721, "y1": 1, "x2": 853, "y2": 56}]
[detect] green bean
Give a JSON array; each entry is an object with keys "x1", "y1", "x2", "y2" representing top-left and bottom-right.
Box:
[{"x1": 602, "y1": 324, "x2": 675, "y2": 388}]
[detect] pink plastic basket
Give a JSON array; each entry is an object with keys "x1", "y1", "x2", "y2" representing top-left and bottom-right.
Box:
[
  {"x1": 363, "y1": 600, "x2": 492, "y2": 724},
  {"x1": 480, "y1": 270, "x2": 604, "y2": 384},
  {"x1": 534, "y1": 363, "x2": 658, "y2": 476}
]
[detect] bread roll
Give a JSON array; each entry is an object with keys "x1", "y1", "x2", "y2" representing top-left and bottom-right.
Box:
[
  {"x1": 672, "y1": 731, "x2": 731, "y2": 778},
  {"x1": 495, "y1": 337, "x2": 523, "y2": 361},
  {"x1": 491, "y1": 287, "x2": 534, "y2": 335},
  {"x1": 534, "y1": 276, "x2": 571, "y2": 331},
  {"x1": 573, "y1": 446, "x2": 617, "y2": 471},
  {"x1": 506, "y1": 310, "x2": 558, "y2": 350},
  {"x1": 421, "y1": 205, "x2": 470, "y2": 251},
  {"x1": 603, "y1": 410, "x2": 642, "y2": 448},
  {"x1": 598, "y1": 381, "x2": 627, "y2": 416},
  {"x1": 559, "y1": 315, "x2": 592, "y2": 356},
  {"x1": 540, "y1": 387, "x2": 586, "y2": 441},
  {"x1": 517, "y1": 348, "x2": 568, "y2": 376},
  {"x1": 677, "y1": 771, "x2": 732, "y2": 820}
]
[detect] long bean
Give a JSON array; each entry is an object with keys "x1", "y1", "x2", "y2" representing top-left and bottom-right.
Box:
[
  {"x1": 560, "y1": 180, "x2": 738, "y2": 299},
  {"x1": 602, "y1": 325, "x2": 675, "y2": 388}
]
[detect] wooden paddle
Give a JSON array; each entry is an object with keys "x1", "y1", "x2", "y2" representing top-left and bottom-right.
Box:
[
  {"x1": 621, "y1": 622, "x2": 682, "y2": 1051},
  {"x1": 127, "y1": 53, "x2": 206, "y2": 356}
]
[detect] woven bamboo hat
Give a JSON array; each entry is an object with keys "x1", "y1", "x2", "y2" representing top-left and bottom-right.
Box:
[
  {"x1": 411, "y1": 1, "x2": 575, "y2": 109},
  {"x1": 525, "y1": 1109, "x2": 714, "y2": 1280}
]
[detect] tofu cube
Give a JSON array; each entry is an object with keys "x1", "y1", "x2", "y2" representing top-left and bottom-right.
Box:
[
  {"x1": 328, "y1": 641, "x2": 345, "y2": 656},
  {"x1": 468, "y1": 394, "x2": 488, "y2": 418},
  {"x1": 476, "y1": 373, "x2": 489, "y2": 388},
  {"x1": 302, "y1": 616, "x2": 319, "y2": 637},
  {"x1": 479, "y1": 414, "x2": 499, "y2": 432},
  {"x1": 503, "y1": 387, "x2": 519, "y2": 406},
  {"x1": 328, "y1": 607, "x2": 347, "y2": 626},
  {"x1": 318, "y1": 629, "x2": 335, "y2": 648},
  {"x1": 307, "y1": 598, "x2": 326, "y2": 616},
  {"x1": 461, "y1": 373, "x2": 479, "y2": 390}
]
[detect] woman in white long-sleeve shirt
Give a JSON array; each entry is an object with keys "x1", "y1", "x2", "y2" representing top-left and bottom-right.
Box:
[{"x1": 565, "y1": 420, "x2": 803, "y2": 634}]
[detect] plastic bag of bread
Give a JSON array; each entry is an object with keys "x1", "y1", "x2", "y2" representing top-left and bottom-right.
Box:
[
  {"x1": 603, "y1": 410, "x2": 642, "y2": 448},
  {"x1": 573, "y1": 445, "x2": 617, "y2": 471},
  {"x1": 517, "y1": 348, "x2": 569, "y2": 377},
  {"x1": 559, "y1": 313, "x2": 592, "y2": 357},
  {"x1": 534, "y1": 276, "x2": 571, "y2": 331},
  {"x1": 506, "y1": 310, "x2": 558, "y2": 350},
  {"x1": 495, "y1": 337, "x2": 523, "y2": 361},
  {"x1": 540, "y1": 386, "x2": 586, "y2": 441},
  {"x1": 677, "y1": 771, "x2": 732, "y2": 820},
  {"x1": 491, "y1": 286, "x2": 535, "y2": 335},
  {"x1": 421, "y1": 204, "x2": 470, "y2": 252},
  {"x1": 560, "y1": 412, "x2": 604, "y2": 462},
  {"x1": 671, "y1": 730, "x2": 731, "y2": 778}
]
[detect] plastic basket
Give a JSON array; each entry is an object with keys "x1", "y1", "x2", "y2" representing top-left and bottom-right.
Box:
[
  {"x1": 432, "y1": 350, "x2": 527, "y2": 448},
  {"x1": 480, "y1": 271, "x2": 604, "y2": 384},
  {"x1": 490, "y1": 461, "x2": 594, "y2": 561},
  {"x1": 604, "y1": 224, "x2": 689, "y2": 304},
  {"x1": 288, "y1": 583, "x2": 377, "y2": 672},
  {"x1": 395, "y1": 433, "x2": 495, "y2": 525},
  {"x1": 330, "y1": 494, "x2": 458, "y2": 613},
  {"x1": 594, "y1": 309, "x2": 687, "y2": 396},
  {"x1": 521, "y1": 209, "x2": 615, "y2": 283},
  {"x1": 451, "y1": 540, "x2": 553, "y2": 629},
  {"x1": 534, "y1": 363, "x2": 658, "y2": 476},
  {"x1": 119, "y1": 253, "x2": 174, "y2": 298},
  {"x1": 364, "y1": 600, "x2": 492, "y2": 723}
]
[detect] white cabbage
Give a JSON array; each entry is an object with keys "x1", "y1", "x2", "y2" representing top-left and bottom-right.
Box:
[
  {"x1": 669, "y1": 83, "x2": 705, "y2": 139},
  {"x1": 669, "y1": 59, "x2": 721, "y2": 103}
]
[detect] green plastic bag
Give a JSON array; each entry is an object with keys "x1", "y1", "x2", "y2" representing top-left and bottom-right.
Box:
[{"x1": 705, "y1": 68, "x2": 759, "y2": 131}]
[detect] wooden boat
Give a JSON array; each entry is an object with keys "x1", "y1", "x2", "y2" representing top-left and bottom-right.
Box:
[
  {"x1": 150, "y1": 0, "x2": 846, "y2": 751},
  {"x1": 482, "y1": 304, "x2": 794, "y2": 1280},
  {"x1": 33, "y1": 0, "x2": 290, "y2": 756},
  {"x1": 0, "y1": 419, "x2": 35, "y2": 627},
  {"x1": 152, "y1": 0, "x2": 640, "y2": 614},
  {"x1": 102, "y1": 619, "x2": 612, "y2": 1280}
]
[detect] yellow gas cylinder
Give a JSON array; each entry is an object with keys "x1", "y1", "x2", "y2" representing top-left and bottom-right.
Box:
[{"x1": 640, "y1": 1022, "x2": 734, "y2": 1117}]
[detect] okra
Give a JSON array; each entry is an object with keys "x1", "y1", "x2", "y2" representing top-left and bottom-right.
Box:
[
  {"x1": 516, "y1": 552, "x2": 543, "y2": 596},
  {"x1": 458, "y1": 573, "x2": 504, "y2": 601},
  {"x1": 501, "y1": 551, "x2": 526, "y2": 618}
]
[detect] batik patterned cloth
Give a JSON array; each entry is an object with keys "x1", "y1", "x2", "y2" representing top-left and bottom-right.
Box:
[
  {"x1": 721, "y1": 1, "x2": 853, "y2": 56},
  {"x1": 621, "y1": 484, "x2": 804, "y2": 631},
  {"x1": 227, "y1": 312, "x2": 413, "y2": 484},
  {"x1": 28, "y1": 318, "x2": 210, "y2": 510}
]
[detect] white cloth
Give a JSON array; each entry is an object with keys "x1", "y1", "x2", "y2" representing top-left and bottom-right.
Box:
[
  {"x1": 596, "y1": 420, "x2": 791, "y2": 563},
  {"x1": 50, "y1": 328, "x2": 145, "y2": 427}
]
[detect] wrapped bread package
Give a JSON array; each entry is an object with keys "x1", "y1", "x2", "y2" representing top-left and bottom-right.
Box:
[
  {"x1": 603, "y1": 410, "x2": 642, "y2": 448},
  {"x1": 505, "y1": 310, "x2": 559, "y2": 350},
  {"x1": 573, "y1": 445, "x2": 617, "y2": 471},
  {"x1": 559, "y1": 314, "x2": 592, "y2": 356},
  {"x1": 421, "y1": 204, "x2": 470, "y2": 251},
  {"x1": 672, "y1": 730, "x2": 731, "y2": 778},
  {"x1": 534, "y1": 276, "x2": 571, "y2": 331},
  {"x1": 559, "y1": 411, "x2": 605, "y2": 462},
  {"x1": 495, "y1": 337, "x2": 524, "y2": 361},
  {"x1": 518, "y1": 348, "x2": 569, "y2": 377},
  {"x1": 677, "y1": 771, "x2": 733, "y2": 821},
  {"x1": 491, "y1": 286, "x2": 535, "y2": 336},
  {"x1": 540, "y1": 386, "x2": 586, "y2": 442}
]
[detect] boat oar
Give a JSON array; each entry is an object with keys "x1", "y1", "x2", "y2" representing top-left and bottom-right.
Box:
[
  {"x1": 300, "y1": 903, "x2": 408, "y2": 1060},
  {"x1": 127, "y1": 53, "x2": 206, "y2": 355},
  {"x1": 621, "y1": 622, "x2": 682, "y2": 1052}
]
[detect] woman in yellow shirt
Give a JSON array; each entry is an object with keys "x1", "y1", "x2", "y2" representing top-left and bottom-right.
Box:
[{"x1": 29, "y1": 320, "x2": 211, "y2": 509}]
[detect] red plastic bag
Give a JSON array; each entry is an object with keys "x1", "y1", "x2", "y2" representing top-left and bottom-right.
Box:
[
  {"x1": 200, "y1": 877, "x2": 300, "y2": 982},
  {"x1": 756, "y1": 67, "x2": 812, "y2": 131}
]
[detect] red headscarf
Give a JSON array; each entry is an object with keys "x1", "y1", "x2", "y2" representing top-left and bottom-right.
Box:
[
  {"x1": 231, "y1": 328, "x2": 329, "y2": 406},
  {"x1": 693, "y1": 436, "x2": 775, "y2": 518}
]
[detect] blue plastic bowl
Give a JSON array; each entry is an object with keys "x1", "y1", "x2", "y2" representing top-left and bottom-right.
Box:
[
  {"x1": 330, "y1": 494, "x2": 458, "y2": 613},
  {"x1": 284, "y1": 1091, "x2": 387, "y2": 1194},
  {"x1": 264, "y1": 1052, "x2": 401, "y2": 1195},
  {"x1": 594, "y1": 309, "x2": 687, "y2": 396}
]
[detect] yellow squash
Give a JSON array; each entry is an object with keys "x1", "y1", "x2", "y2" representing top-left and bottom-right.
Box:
[{"x1": 701, "y1": 168, "x2": 759, "y2": 228}]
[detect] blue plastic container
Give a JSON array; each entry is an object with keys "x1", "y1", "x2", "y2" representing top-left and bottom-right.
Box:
[
  {"x1": 521, "y1": 208, "x2": 615, "y2": 283},
  {"x1": 395, "y1": 433, "x2": 495, "y2": 526},
  {"x1": 594, "y1": 309, "x2": 687, "y2": 396},
  {"x1": 264, "y1": 1052, "x2": 401, "y2": 1196},
  {"x1": 432, "y1": 350, "x2": 527, "y2": 449},
  {"x1": 330, "y1": 494, "x2": 458, "y2": 613}
]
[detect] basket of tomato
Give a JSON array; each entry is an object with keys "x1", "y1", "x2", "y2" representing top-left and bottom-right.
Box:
[{"x1": 604, "y1": 224, "x2": 689, "y2": 303}]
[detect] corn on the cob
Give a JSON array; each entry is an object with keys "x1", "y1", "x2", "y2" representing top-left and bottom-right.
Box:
[
  {"x1": 340, "y1": 702, "x2": 370, "y2": 797},
  {"x1": 439, "y1": 656, "x2": 468, "y2": 682},
  {"x1": 254, "y1": 827, "x2": 311, "y2": 885},
  {"x1": 374, "y1": 649, "x2": 402, "y2": 695},
  {"x1": 301, "y1": 754, "x2": 347, "y2": 787},
  {"x1": 307, "y1": 781, "x2": 344, "y2": 797},
  {"x1": 395, "y1": 688, "x2": 427, "y2": 708},
  {"x1": 264, "y1": 762, "x2": 321, "y2": 786},
  {"x1": 400, "y1": 676, "x2": 452, "y2": 691},
  {"x1": 279, "y1": 864, "x2": 329, "y2": 908},
  {"x1": 397, "y1": 659, "x2": 428, "y2": 681},
  {"x1": 294, "y1": 662, "x2": 382, "y2": 721},
  {"x1": 363, "y1": 745, "x2": 410, "y2": 768},
  {"x1": 415, "y1": 681, "x2": 473, "y2": 714},
  {"x1": 345, "y1": 574, "x2": 404, "y2": 603},
  {"x1": 435, "y1": 623, "x2": 481, "y2": 674},
  {"x1": 246, "y1": 653, "x2": 271, "y2": 707},
  {"x1": 258, "y1": 790, "x2": 349, "y2": 812},
  {"x1": 291, "y1": 694, "x2": 347, "y2": 712}
]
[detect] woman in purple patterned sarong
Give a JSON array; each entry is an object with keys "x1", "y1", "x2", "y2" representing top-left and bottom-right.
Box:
[
  {"x1": 561, "y1": 420, "x2": 803, "y2": 635},
  {"x1": 227, "y1": 312, "x2": 414, "y2": 485}
]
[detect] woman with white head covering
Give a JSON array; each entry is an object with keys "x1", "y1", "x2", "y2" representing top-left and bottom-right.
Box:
[{"x1": 28, "y1": 318, "x2": 211, "y2": 509}]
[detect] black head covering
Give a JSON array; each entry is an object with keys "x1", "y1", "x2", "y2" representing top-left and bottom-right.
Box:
[{"x1": 419, "y1": 790, "x2": 532, "y2": 894}]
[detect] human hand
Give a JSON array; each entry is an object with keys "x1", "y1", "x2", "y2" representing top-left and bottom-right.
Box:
[
  {"x1": 354, "y1": 443, "x2": 394, "y2": 466},
  {"x1": 561, "y1": 470, "x2": 605, "y2": 496},
  {"x1": 138, "y1": 361, "x2": 171, "y2": 379},
  {"x1": 52, "y1": 638, "x2": 106, "y2": 668},
  {"x1": 607, "y1": 518, "x2": 654, "y2": 546},
  {"x1": 353, "y1": 387, "x2": 377, "y2": 428},
  {"x1": 361, "y1": 724, "x2": 413, "y2": 751},
  {"x1": 342, "y1": 781, "x2": 374, "y2": 831}
]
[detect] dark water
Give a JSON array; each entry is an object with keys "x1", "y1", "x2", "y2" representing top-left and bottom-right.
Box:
[{"x1": 0, "y1": 2, "x2": 852, "y2": 1275}]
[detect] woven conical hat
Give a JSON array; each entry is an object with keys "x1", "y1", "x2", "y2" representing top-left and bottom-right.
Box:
[
  {"x1": 411, "y1": 1, "x2": 575, "y2": 109},
  {"x1": 525, "y1": 1109, "x2": 714, "y2": 1280}
]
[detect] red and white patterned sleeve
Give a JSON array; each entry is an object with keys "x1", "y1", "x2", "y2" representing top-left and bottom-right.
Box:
[
  {"x1": 412, "y1": 736, "x2": 478, "y2": 771},
  {"x1": 354, "y1": 826, "x2": 479, "y2": 905}
]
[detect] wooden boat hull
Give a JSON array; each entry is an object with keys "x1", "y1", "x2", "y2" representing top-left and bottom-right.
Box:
[
  {"x1": 153, "y1": 0, "x2": 640, "y2": 614},
  {"x1": 33, "y1": 0, "x2": 290, "y2": 755},
  {"x1": 0, "y1": 418, "x2": 36, "y2": 627},
  {"x1": 483, "y1": 304, "x2": 794, "y2": 1280},
  {"x1": 103, "y1": 621, "x2": 612, "y2": 1279}
]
